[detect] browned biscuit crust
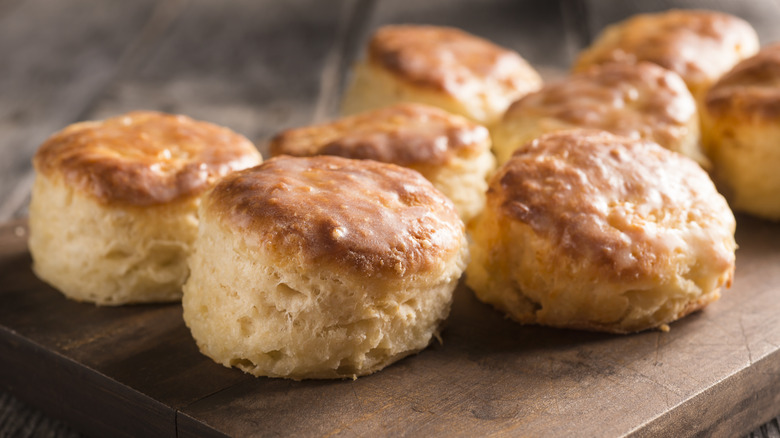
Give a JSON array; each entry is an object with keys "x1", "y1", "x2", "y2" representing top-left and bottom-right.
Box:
[
  {"x1": 467, "y1": 129, "x2": 736, "y2": 333},
  {"x1": 368, "y1": 25, "x2": 541, "y2": 102},
  {"x1": 574, "y1": 9, "x2": 759, "y2": 99},
  {"x1": 706, "y1": 43, "x2": 780, "y2": 119},
  {"x1": 34, "y1": 111, "x2": 261, "y2": 206},
  {"x1": 702, "y1": 43, "x2": 780, "y2": 220},
  {"x1": 205, "y1": 155, "x2": 464, "y2": 278},
  {"x1": 270, "y1": 103, "x2": 489, "y2": 165},
  {"x1": 497, "y1": 62, "x2": 698, "y2": 162},
  {"x1": 497, "y1": 130, "x2": 733, "y2": 282}
]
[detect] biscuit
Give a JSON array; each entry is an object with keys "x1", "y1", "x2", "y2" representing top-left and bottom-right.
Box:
[
  {"x1": 467, "y1": 130, "x2": 736, "y2": 333},
  {"x1": 28, "y1": 111, "x2": 262, "y2": 305},
  {"x1": 182, "y1": 155, "x2": 468, "y2": 379},
  {"x1": 703, "y1": 43, "x2": 780, "y2": 220},
  {"x1": 573, "y1": 9, "x2": 759, "y2": 105},
  {"x1": 492, "y1": 62, "x2": 702, "y2": 165},
  {"x1": 270, "y1": 103, "x2": 494, "y2": 222},
  {"x1": 341, "y1": 25, "x2": 542, "y2": 126}
]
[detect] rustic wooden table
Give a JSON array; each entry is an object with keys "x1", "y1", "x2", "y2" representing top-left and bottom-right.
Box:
[{"x1": 1, "y1": 0, "x2": 779, "y2": 436}]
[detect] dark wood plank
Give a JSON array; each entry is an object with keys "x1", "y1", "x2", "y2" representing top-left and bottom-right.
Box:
[
  {"x1": 1, "y1": 214, "x2": 776, "y2": 437},
  {"x1": 177, "y1": 217, "x2": 780, "y2": 437},
  {"x1": 0, "y1": 328, "x2": 176, "y2": 437},
  {"x1": 0, "y1": 225, "x2": 252, "y2": 409},
  {"x1": 0, "y1": 392, "x2": 79, "y2": 438},
  {"x1": 0, "y1": 222, "x2": 250, "y2": 437}
]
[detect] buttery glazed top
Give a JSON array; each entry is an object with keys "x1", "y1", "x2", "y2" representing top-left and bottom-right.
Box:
[
  {"x1": 34, "y1": 111, "x2": 262, "y2": 206},
  {"x1": 207, "y1": 155, "x2": 464, "y2": 277},
  {"x1": 494, "y1": 130, "x2": 735, "y2": 281},
  {"x1": 573, "y1": 9, "x2": 759, "y2": 94},
  {"x1": 269, "y1": 103, "x2": 490, "y2": 166},
  {"x1": 504, "y1": 62, "x2": 696, "y2": 150},
  {"x1": 368, "y1": 25, "x2": 542, "y2": 101},
  {"x1": 706, "y1": 43, "x2": 780, "y2": 119}
]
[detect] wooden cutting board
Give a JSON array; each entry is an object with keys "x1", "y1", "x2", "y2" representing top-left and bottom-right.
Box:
[{"x1": 0, "y1": 217, "x2": 778, "y2": 437}]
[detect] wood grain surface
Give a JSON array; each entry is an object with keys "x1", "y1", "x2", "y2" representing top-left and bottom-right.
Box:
[
  {"x1": 0, "y1": 214, "x2": 779, "y2": 437},
  {"x1": 2, "y1": 0, "x2": 780, "y2": 436}
]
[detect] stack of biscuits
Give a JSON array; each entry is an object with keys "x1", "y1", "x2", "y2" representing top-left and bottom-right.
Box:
[{"x1": 29, "y1": 8, "x2": 774, "y2": 380}]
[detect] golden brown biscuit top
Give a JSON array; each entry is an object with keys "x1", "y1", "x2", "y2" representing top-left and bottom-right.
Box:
[
  {"x1": 207, "y1": 155, "x2": 464, "y2": 278},
  {"x1": 368, "y1": 25, "x2": 542, "y2": 100},
  {"x1": 505, "y1": 62, "x2": 696, "y2": 148},
  {"x1": 706, "y1": 43, "x2": 780, "y2": 119},
  {"x1": 269, "y1": 103, "x2": 490, "y2": 166},
  {"x1": 574, "y1": 9, "x2": 759, "y2": 91},
  {"x1": 494, "y1": 130, "x2": 735, "y2": 280},
  {"x1": 33, "y1": 111, "x2": 262, "y2": 206}
]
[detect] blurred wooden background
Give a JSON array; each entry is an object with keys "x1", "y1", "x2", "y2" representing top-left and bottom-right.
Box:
[{"x1": 1, "y1": 0, "x2": 780, "y2": 436}]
